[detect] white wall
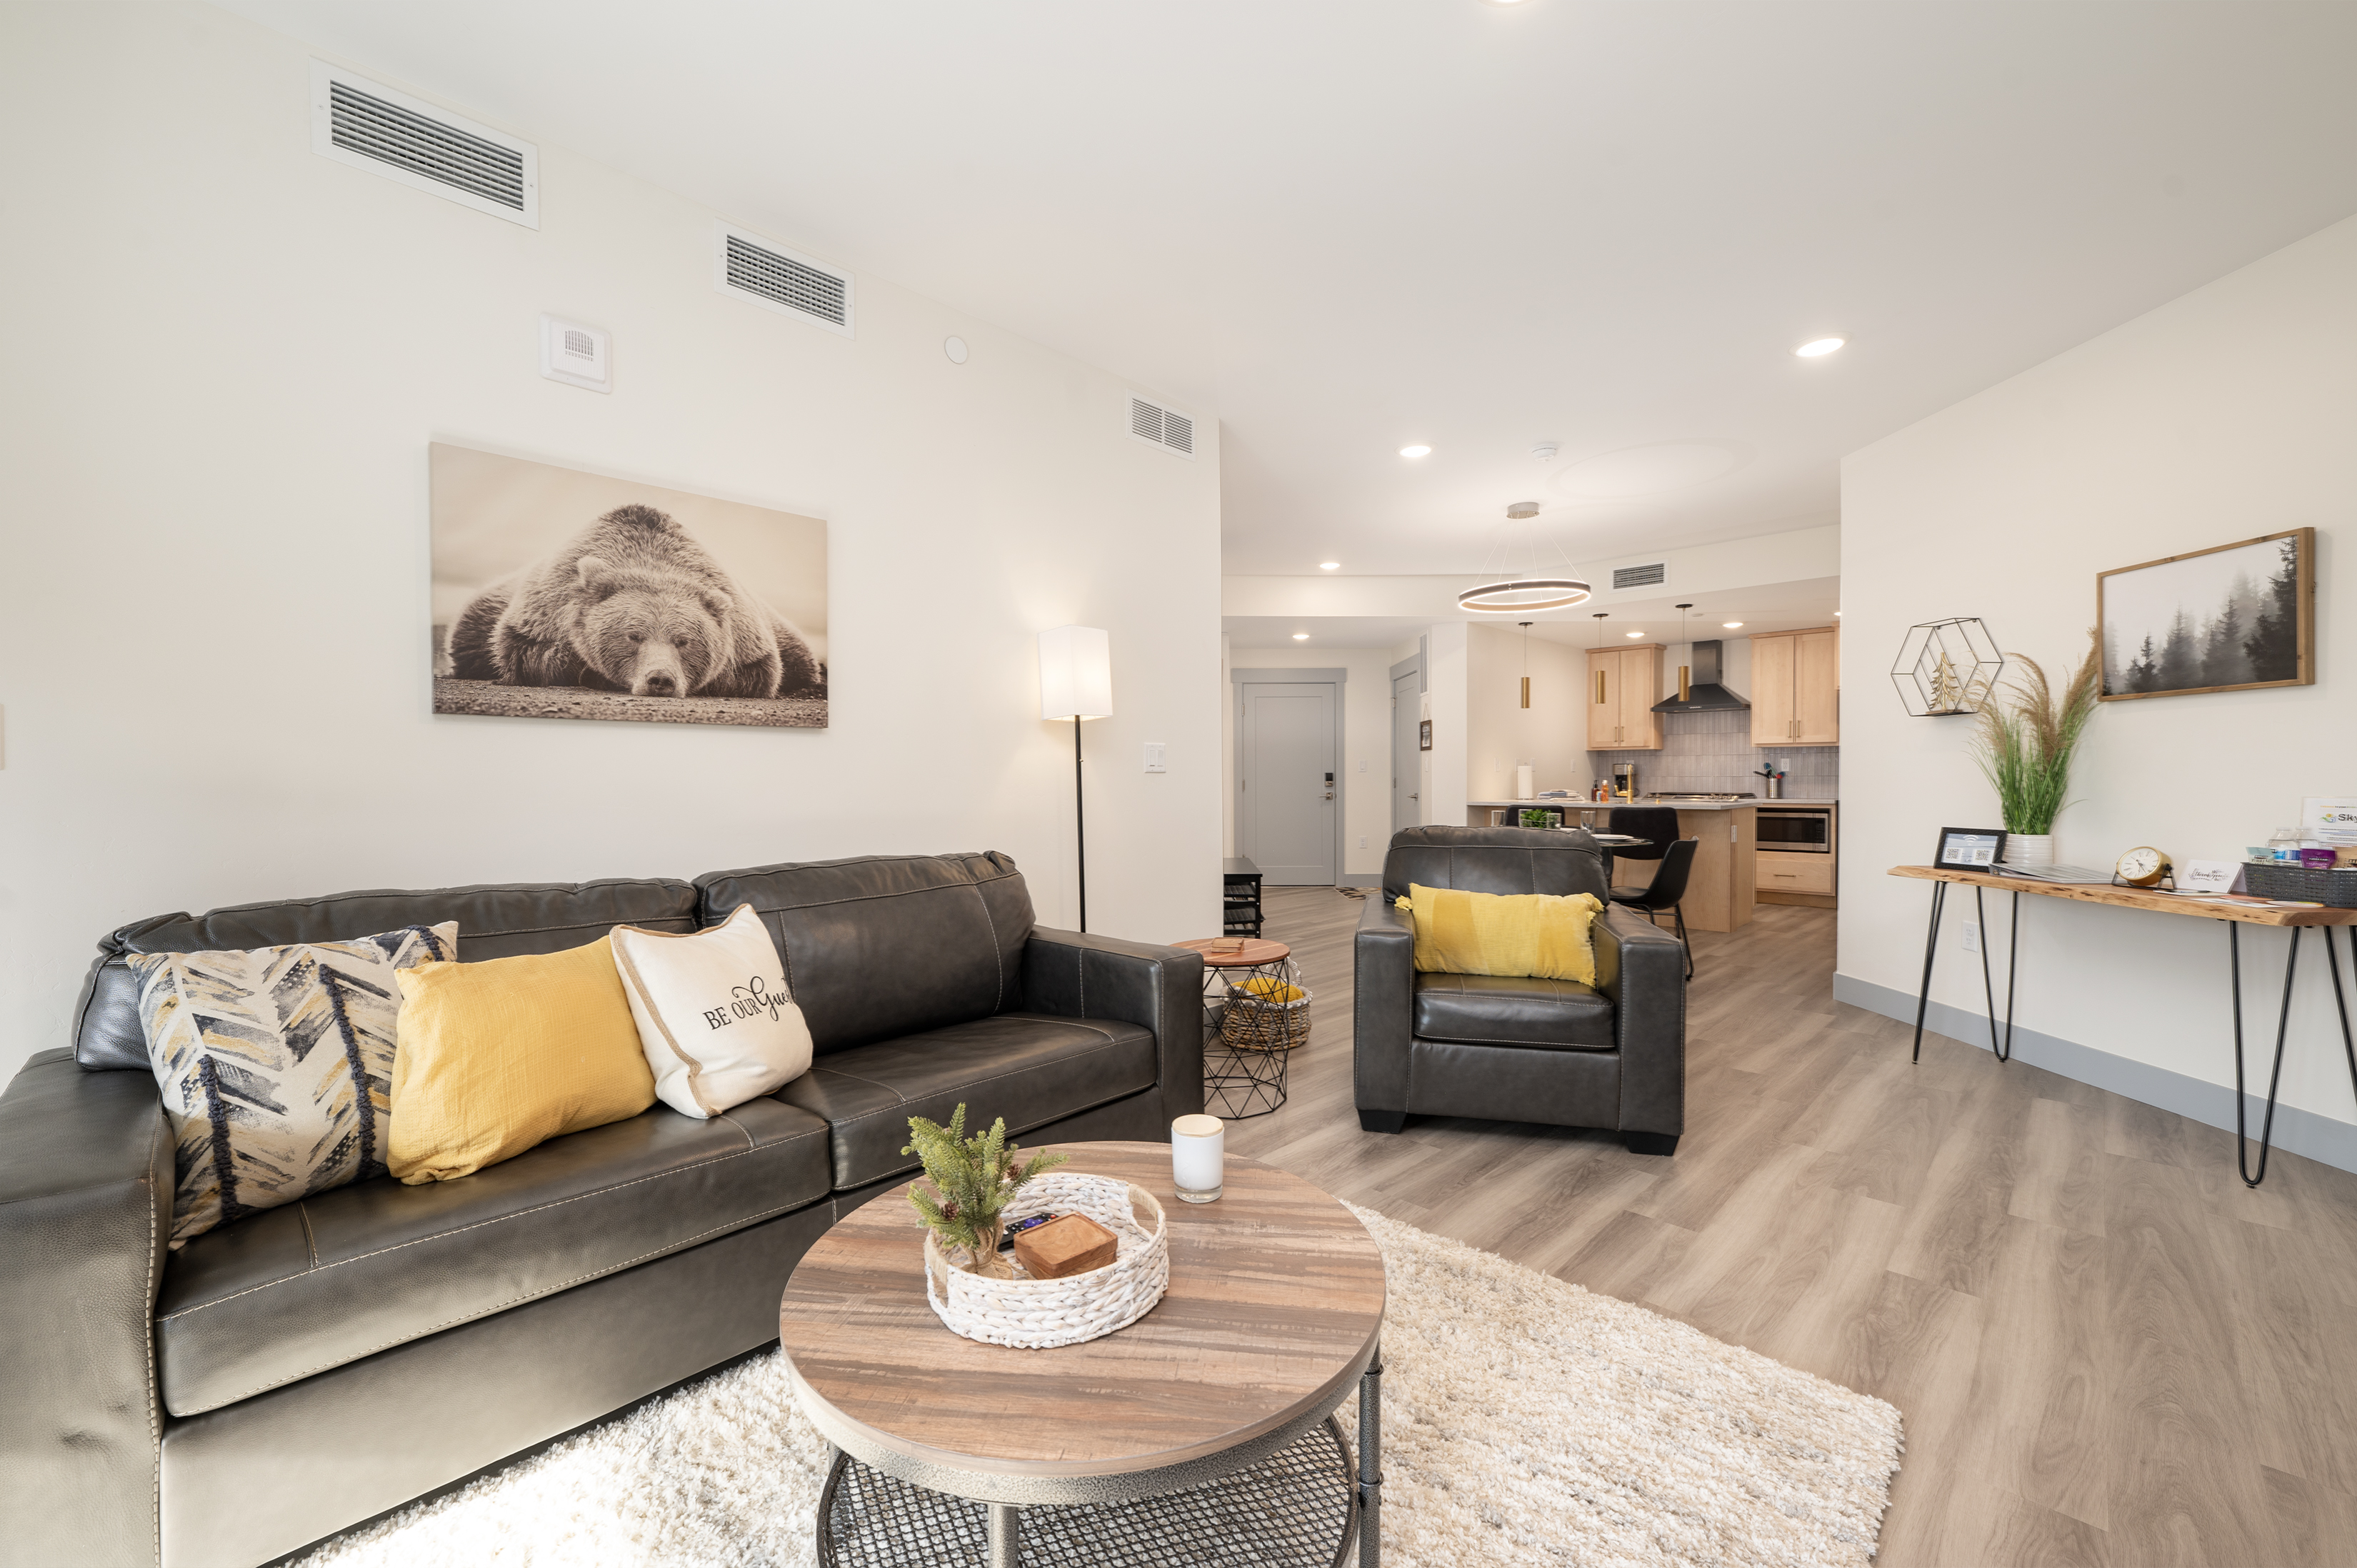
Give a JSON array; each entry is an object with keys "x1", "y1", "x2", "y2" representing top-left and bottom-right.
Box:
[
  {"x1": 0, "y1": 4, "x2": 1223, "y2": 1085},
  {"x1": 1465, "y1": 623, "x2": 1586, "y2": 798},
  {"x1": 1840, "y1": 211, "x2": 2356, "y2": 1162}
]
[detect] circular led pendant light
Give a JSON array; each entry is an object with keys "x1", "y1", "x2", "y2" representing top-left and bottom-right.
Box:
[{"x1": 1458, "y1": 502, "x2": 1592, "y2": 613}]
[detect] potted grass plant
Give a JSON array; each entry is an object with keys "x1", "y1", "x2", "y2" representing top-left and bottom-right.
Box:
[{"x1": 1970, "y1": 629, "x2": 2102, "y2": 868}]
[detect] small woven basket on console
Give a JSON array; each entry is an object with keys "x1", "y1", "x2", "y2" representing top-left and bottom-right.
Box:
[
  {"x1": 921, "y1": 1172, "x2": 1169, "y2": 1350},
  {"x1": 1220, "y1": 975, "x2": 1313, "y2": 1052}
]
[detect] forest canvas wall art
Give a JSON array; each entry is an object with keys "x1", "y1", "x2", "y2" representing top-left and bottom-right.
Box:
[
  {"x1": 2098, "y1": 528, "x2": 2313, "y2": 701},
  {"x1": 431, "y1": 445, "x2": 827, "y2": 728}
]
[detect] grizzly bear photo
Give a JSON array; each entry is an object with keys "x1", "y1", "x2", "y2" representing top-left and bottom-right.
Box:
[{"x1": 431, "y1": 446, "x2": 827, "y2": 729}]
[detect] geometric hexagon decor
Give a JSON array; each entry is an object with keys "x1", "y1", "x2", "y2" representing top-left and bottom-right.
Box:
[{"x1": 1889, "y1": 618, "x2": 2006, "y2": 716}]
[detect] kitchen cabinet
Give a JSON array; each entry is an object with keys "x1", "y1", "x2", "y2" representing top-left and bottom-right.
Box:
[
  {"x1": 1586, "y1": 643, "x2": 1663, "y2": 750},
  {"x1": 1749, "y1": 627, "x2": 1839, "y2": 745}
]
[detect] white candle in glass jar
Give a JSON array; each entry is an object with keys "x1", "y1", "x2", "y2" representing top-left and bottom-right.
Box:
[{"x1": 1171, "y1": 1114, "x2": 1223, "y2": 1202}]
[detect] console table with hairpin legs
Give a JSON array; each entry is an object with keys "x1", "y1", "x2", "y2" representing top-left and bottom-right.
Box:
[{"x1": 1890, "y1": 865, "x2": 2357, "y2": 1188}]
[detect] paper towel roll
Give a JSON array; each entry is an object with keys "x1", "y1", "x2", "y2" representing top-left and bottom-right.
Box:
[{"x1": 1515, "y1": 764, "x2": 1534, "y2": 800}]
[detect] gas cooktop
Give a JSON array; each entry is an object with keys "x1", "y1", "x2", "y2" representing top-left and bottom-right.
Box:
[{"x1": 1647, "y1": 792, "x2": 1757, "y2": 802}]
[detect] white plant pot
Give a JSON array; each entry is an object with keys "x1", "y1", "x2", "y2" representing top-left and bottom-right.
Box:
[{"x1": 2003, "y1": 833, "x2": 2055, "y2": 868}]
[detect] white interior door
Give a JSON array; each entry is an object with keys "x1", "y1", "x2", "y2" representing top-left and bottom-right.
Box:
[
  {"x1": 1392, "y1": 670, "x2": 1421, "y2": 835},
  {"x1": 1240, "y1": 681, "x2": 1337, "y2": 885}
]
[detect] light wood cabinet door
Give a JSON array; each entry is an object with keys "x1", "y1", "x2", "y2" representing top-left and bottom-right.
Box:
[
  {"x1": 1793, "y1": 628, "x2": 1840, "y2": 744},
  {"x1": 1749, "y1": 633, "x2": 1796, "y2": 745},
  {"x1": 1587, "y1": 647, "x2": 1620, "y2": 750},
  {"x1": 1618, "y1": 645, "x2": 1663, "y2": 750}
]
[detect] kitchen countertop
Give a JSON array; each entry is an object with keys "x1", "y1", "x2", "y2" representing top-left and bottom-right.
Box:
[{"x1": 1471, "y1": 798, "x2": 1837, "y2": 810}]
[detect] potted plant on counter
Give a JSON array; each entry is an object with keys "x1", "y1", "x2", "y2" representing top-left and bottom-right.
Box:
[{"x1": 1971, "y1": 629, "x2": 2101, "y2": 868}]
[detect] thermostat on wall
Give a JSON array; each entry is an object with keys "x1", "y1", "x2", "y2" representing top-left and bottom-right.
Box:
[{"x1": 539, "y1": 315, "x2": 611, "y2": 393}]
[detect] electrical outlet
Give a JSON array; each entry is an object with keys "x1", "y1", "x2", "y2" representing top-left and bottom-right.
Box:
[
  {"x1": 1358, "y1": 835, "x2": 1368, "y2": 848},
  {"x1": 1959, "y1": 921, "x2": 1980, "y2": 953},
  {"x1": 1143, "y1": 743, "x2": 1166, "y2": 773},
  {"x1": 1358, "y1": 759, "x2": 1368, "y2": 773}
]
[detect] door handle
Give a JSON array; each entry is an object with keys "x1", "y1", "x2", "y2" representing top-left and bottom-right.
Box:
[
  {"x1": 1409, "y1": 793, "x2": 1419, "y2": 800},
  {"x1": 1323, "y1": 791, "x2": 1335, "y2": 800}
]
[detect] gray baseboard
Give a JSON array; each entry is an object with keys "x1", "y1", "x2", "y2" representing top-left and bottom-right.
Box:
[{"x1": 1832, "y1": 972, "x2": 2357, "y2": 1177}]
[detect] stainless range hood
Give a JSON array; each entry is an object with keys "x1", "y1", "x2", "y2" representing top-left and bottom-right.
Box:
[{"x1": 1652, "y1": 638, "x2": 1750, "y2": 713}]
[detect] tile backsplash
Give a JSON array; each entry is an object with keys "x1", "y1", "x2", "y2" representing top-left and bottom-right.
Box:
[{"x1": 1586, "y1": 708, "x2": 1838, "y2": 798}]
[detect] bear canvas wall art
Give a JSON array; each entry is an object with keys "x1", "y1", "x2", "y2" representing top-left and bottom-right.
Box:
[{"x1": 431, "y1": 445, "x2": 827, "y2": 728}]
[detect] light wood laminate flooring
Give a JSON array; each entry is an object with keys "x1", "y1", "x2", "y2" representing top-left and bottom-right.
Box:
[{"x1": 1224, "y1": 887, "x2": 2357, "y2": 1567}]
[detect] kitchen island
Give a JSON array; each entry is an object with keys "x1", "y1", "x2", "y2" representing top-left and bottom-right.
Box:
[{"x1": 1459, "y1": 797, "x2": 1826, "y2": 933}]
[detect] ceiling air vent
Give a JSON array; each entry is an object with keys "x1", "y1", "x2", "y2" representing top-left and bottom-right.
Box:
[
  {"x1": 1612, "y1": 561, "x2": 1670, "y2": 591},
  {"x1": 715, "y1": 222, "x2": 854, "y2": 337},
  {"x1": 309, "y1": 61, "x2": 537, "y2": 227},
  {"x1": 1129, "y1": 394, "x2": 1196, "y2": 459}
]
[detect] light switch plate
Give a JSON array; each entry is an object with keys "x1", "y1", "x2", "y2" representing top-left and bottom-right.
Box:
[{"x1": 1143, "y1": 743, "x2": 1166, "y2": 773}]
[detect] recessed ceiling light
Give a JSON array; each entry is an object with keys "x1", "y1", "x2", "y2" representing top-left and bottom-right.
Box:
[
  {"x1": 1626, "y1": 631, "x2": 1643, "y2": 639},
  {"x1": 1318, "y1": 561, "x2": 1340, "y2": 571},
  {"x1": 1795, "y1": 337, "x2": 1846, "y2": 358},
  {"x1": 1722, "y1": 620, "x2": 1743, "y2": 628},
  {"x1": 1292, "y1": 633, "x2": 1310, "y2": 640},
  {"x1": 1398, "y1": 444, "x2": 1432, "y2": 458}
]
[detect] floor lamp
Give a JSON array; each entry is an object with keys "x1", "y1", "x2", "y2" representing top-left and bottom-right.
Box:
[{"x1": 1038, "y1": 626, "x2": 1112, "y2": 933}]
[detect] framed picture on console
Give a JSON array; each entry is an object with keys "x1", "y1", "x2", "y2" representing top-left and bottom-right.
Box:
[
  {"x1": 430, "y1": 444, "x2": 828, "y2": 729},
  {"x1": 1933, "y1": 828, "x2": 2007, "y2": 872},
  {"x1": 2097, "y1": 527, "x2": 2314, "y2": 701}
]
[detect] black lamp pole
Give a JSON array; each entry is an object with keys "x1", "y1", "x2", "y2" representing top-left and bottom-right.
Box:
[{"x1": 1073, "y1": 715, "x2": 1087, "y2": 933}]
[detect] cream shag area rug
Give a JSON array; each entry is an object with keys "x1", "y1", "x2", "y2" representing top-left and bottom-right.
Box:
[{"x1": 296, "y1": 1205, "x2": 1901, "y2": 1567}]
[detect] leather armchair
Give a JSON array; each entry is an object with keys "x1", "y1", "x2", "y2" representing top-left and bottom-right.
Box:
[{"x1": 1353, "y1": 825, "x2": 1687, "y2": 1154}]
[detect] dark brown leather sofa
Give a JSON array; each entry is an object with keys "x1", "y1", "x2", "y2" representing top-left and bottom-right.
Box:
[
  {"x1": 0, "y1": 852, "x2": 1202, "y2": 1568},
  {"x1": 1353, "y1": 826, "x2": 1686, "y2": 1152}
]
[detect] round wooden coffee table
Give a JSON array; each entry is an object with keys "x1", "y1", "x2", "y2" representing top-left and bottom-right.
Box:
[{"x1": 778, "y1": 1142, "x2": 1387, "y2": 1567}]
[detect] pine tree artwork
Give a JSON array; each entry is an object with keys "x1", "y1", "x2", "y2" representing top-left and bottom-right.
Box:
[
  {"x1": 2097, "y1": 529, "x2": 2312, "y2": 700},
  {"x1": 1927, "y1": 650, "x2": 1965, "y2": 713},
  {"x1": 902, "y1": 1103, "x2": 1068, "y2": 1280}
]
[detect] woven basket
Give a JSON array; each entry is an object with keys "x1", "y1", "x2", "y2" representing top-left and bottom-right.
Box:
[
  {"x1": 2243, "y1": 861, "x2": 2357, "y2": 908},
  {"x1": 1221, "y1": 978, "x2": 1313, "y2": 1052},
  {"x1": 921, "y1": 1173, "x2": 1169, "y2": 1350}
]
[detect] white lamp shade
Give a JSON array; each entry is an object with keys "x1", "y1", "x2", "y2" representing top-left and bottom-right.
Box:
[{"x1": 1038, "y1": 625, "x2": 1113, "y2": 720}]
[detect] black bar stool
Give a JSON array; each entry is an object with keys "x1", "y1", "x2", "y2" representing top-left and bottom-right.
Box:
[{"x1": 1609, "y1": 837, "x2": 1698, "y2": 979}]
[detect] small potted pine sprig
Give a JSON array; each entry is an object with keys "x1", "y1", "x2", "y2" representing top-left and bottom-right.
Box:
[{"x1": 901, "y1": 1103, "x2": 1067, "y2": 1280}]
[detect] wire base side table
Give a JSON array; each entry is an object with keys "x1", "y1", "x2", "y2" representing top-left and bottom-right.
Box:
[
  {"x1": 819, "y1": 1415, "x2": 1361, "y2": 1568},
  {"x1": 1175, "y1": 937, "x2": 1301, "y2": 1120}
]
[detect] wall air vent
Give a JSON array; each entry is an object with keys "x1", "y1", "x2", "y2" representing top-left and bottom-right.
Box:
[
  {"x1": 715, "y1": 222, "x2": 854, "y2": 336},
  {"x1": 1612, "y1": 561, "x2": 1670, "y2": 591},
  {"x1": 309, "y1": 61, "x2": 537, "y2": 227},
  {"x1": 1129, "y1": 394, "x2": 1196, "y2": 459}
]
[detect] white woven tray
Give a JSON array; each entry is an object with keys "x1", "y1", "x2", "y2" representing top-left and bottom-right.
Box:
[{"x1": 921, "y1": 1172, "x2": 1170, "y2": 1350}]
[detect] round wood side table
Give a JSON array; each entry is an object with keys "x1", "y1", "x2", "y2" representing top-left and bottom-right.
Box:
[
  {"x1": 778, "y1": 1142, "x2": 1387, "y2": 1567},
  {"x1": 1173, "y1": 937, "x2": 1300, "y2": 1119}
]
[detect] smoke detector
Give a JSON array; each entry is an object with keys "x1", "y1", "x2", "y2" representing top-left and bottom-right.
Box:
[
  {"x1": 1531, "y1": 443, "x2": 1559, "y2": 461},
  {"x1": 1506, "y1": 501, "x2": 1541, "y2": 519}
]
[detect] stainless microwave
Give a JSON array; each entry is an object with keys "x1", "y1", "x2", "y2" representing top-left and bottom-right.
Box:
[{"x1": 1758, "y1": 805, "x2": 1833, "y2": 853}]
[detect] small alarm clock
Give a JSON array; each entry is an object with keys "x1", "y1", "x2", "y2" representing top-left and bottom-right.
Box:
[{"x1": 2115, "y1": 845, "x2": 2173, "y2": 888}]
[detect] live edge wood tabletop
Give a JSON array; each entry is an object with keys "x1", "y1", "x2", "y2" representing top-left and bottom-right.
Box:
[
  {"x1": 776, "y1": 1141, "x2": 1386, "y2": 1479},
  {"x1": 1888, "y1": 863, "x2": 2357, "y2": 926}
]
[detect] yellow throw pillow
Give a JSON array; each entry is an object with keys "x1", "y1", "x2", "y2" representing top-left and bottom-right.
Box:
[
  {"x1": 390, "y1": 936, "x2": 656, "y2": 1184},
  {"x1": 1396, "y1": 884, "x2": 1603, "y2": 985}
]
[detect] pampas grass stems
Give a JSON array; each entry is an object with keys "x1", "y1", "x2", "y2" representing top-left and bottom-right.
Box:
[{"x1": 1971, "y1": 629, "x2": 2101, "y2": 836}]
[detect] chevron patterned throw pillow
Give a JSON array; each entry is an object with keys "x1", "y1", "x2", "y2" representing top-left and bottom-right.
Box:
[{"x1": 130, "y1": 922, "x2": 459, "y2": 1247}]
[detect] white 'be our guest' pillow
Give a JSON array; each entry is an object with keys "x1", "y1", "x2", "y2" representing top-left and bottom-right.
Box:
[{"x1": 610, "y1": 904, "x2": 814, "y2": 1118}]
